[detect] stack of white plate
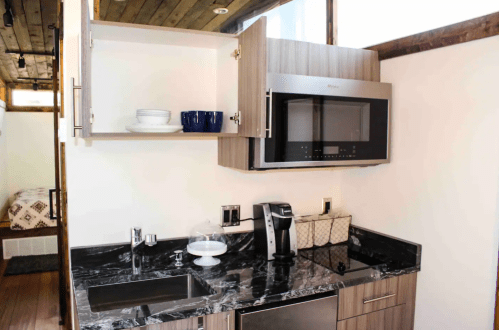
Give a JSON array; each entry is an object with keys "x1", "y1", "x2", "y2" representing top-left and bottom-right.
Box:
[{"x1": 126, "y1": 109, "x2": 183, "y2": 133}]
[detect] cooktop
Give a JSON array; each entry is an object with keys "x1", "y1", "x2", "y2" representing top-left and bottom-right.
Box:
[{"x1": 299, "y1": 243, "x2": 386, "y2": 275}]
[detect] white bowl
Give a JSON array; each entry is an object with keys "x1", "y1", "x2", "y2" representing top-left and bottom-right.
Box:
[
  {"x1": 136, "y1": 109, "x2": 171, "y2": 115},
  {"x1": 137, "y1": 115, "x2": 170, "y2": 125}
]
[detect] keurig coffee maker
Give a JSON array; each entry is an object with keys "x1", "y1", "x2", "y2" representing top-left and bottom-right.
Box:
[{"x1": 253, "y1": 202, "x2": 298, "y2": 261}]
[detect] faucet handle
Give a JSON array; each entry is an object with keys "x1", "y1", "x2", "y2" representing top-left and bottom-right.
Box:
[
  {"x1": 145, "y1": 234, "x2": 157, "y2": 246},
  {"x1": 171, "y1": 250, "x2": 183, "y2": 267},
  {"x1": 132, "y1": 227, "x2": 142, "y2": 240}
]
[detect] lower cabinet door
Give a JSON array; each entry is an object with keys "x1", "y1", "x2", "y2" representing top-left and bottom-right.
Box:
[
  {"x1": 205, "y1": 311, "x2": 235, "y2": 330},
  {"x1": 337, "y1": 305, "x2": 404, "y2": 330},
  {"x1": 138, "y1": 317, "x2": 198, "y2": 330}
]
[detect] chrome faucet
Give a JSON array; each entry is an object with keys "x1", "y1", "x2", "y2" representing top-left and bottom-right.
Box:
[
  {"x1": 131, "y1": 227, "x2": 157, "y2": 275},
  {"x1": 131, "y1": 227, "x2": 157, "y2": 252}
]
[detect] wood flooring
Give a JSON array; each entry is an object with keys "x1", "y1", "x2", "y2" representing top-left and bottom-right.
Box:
[{"x1": 0, "y1": 259, "x2": 63, "y2": 329}]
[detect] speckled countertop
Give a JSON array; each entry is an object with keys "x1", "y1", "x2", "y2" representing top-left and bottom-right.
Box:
[{"x1": 71, "y1": 226, "x2": 421, "y2": 330}]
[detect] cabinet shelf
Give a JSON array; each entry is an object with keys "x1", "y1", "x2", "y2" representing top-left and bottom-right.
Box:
[{"x1": 90, "y1": 132, "x2": 238, "y2": 139}]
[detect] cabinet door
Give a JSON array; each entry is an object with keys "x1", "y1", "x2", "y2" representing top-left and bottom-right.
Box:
[
  {"x1": 80, "y1": 0, "x2": 92, "y2": 137},
  {"x1": 237, "y1": 17, "x2": 267, "y2": 138},
  {"x1": 138, "y1": 317, "x2": 198, "y2": 329},
  {"x1": 338, "y1": 277, "x2": 399, "y2": 320},
  {"x1": 205, "y1": 311, "x2": 235, "y2": 330},
  {"x1": 337, "y1": 305, "x2": 404, "y2": 330}
]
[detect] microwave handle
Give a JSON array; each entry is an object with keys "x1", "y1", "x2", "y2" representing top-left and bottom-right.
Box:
[{"x1": 266, "y1": 88, "x2": 273, "y2": 138}]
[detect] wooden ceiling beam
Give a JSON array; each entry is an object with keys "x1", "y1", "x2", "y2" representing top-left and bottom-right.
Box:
[
  {"x1": 133, "y1": 0, "x2": 163, "y2": 25},
  {"x1": 99, "y1": 0, "x2": 111, "y2": 21},
  {"x1": 177, "y1": 0, "x2": 219, "y2": 30},
  {"x1": 202, "y1": 0, "x2": 253, "y2": 32},
  {"x1": 10, "y1": 0, "x2": 39, "y2": 78},
  {"x1": 326, "y1": 0, "x2": 337, "y2": 45},
  {"x1": 118, "y1": 0, "x2": 147, "y2": 23},
  {"x1": 161, "y1": 0, "x2": 198, "y2": 27},
  {"x1": 367, "y1": 11, "x2": 499, "y2": 61},
  {"x1": 147, "y1": 0, "x2": 180, "y2": 26},
  {"x1": 40, "y1": 0, "x2": 57, "y2": 51},
  {"x1": 24, "y1": 0, "x2": 49, "y2": 79},
  {"x1": 105, "y1": 0, "x2": 128, "y2": 22}
]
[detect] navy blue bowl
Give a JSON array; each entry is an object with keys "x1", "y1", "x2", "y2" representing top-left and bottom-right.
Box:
[
  {"x1": 181, "y1": 111, "x2": 190, "y2": 132},
  {"x1": 205, "y1": 111, "x2": 223, "y2": 132},
  {"x1": 188, "y1": 111, "x2": 206, "y2": 132}
]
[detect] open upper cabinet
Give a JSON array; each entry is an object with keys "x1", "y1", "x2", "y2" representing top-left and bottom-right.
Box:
[{"x1": 76, "y1": 0, "x2": 267, "y2": 139}]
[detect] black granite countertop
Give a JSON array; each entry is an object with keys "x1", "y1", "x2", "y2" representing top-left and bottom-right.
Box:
[{"x1": 71, "y1": 226, "x2": 421, "y2": 330}]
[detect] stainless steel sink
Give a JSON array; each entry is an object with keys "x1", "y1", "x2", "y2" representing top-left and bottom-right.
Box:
[{"x1": 87, "y1": 274, "x2": 213, "y2": 312}]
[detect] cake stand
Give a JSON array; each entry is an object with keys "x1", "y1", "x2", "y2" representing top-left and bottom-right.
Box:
[{"x1": 187, "y1": 241, "x2": 227, "y2": 266}]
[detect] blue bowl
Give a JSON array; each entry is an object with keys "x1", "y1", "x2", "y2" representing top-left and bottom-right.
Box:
[
  {"x1": 205, "y1": 111, "x2": 223, "y2": 132},
  {"x1": 181, "y1": 111, "x2": 190, "y2": 132},
  {"x1": 188, "y1": 111, "x2": 206, "y2": 132}
]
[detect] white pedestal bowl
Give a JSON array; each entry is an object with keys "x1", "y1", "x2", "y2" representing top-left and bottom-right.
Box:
[{"x1": 187, "y1": 241, "x2": 227, "y2": 267}]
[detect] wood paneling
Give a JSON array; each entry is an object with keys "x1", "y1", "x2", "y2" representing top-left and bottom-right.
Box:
[
  {"x1": 237, "y1": 17, "x2": 267, "y2": 138},
  {"x1": 338, "y1": 277, "x2": 399, "y2": 320},
  {"x1": 397, "y1": 273, "x2": 417, "y2": 330},
  {"x1": 100, "y1": 0, "x2": 290, "y2": 33},
  {"x1": 0, "y1": 264, "x2": 62, "y2": 330},
  {"x1": 337, "y1": 305, "x2": 404, "y2": 330},
  {"x1": 0, "y1": 0, "x2": 57, "y2": 83},
  {"x1": 326, "y1": 0, "x2": 337, "y2": 45},
  {"x1": 205, "y1": 311, "x2": 235, "y2": 330},
  {"x1": 367, "y1": 11, "x2": 499, "y2": 61},
  {"x1": 218, "y1": 137, "x2": 250, "y2": 170},
  {"x1": 268, "y1": 38, "x2": 380, "y2": 82},
  {"x1": 139, "y1": 317, "x2": 198, "y2": 329}
]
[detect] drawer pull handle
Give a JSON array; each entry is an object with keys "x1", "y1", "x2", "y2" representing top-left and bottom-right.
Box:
[{"x1": 363, "y1": 293, "x2": 396, "y2": 304}]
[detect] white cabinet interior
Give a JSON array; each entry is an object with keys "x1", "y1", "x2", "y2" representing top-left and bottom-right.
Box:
[{"x1": 89, "y1": 21, "x2": 239, "y2": 137}]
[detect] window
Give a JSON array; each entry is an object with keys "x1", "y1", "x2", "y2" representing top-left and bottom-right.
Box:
[
  {"x1": 338, "y1": 0, "x2": 499, "y2": 48},
  {"x1": 12, "y1": 90, "x2": 54, "y2": 107},
  {"x1": 243, "y1": 0, "x2": 327, "y2": 44}
]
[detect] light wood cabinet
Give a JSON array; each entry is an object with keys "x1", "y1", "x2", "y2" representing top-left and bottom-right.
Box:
[
  {"x1": 129, "y1": 311, "x2": 235, "y2": 330},
  {"x1": 337, "y1": 305, "x2": 404, "y2": 330},
  {"x1": 338, "y1": 273, "x2": 418, "y2": 330}
]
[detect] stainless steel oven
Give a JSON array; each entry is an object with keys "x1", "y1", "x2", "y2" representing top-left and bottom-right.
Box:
[
  {"x1": 250, "y1": 73, "x2": 392, "y2": 170},
  {"x1": 236, "y1": 292, "x2": 337, "y2": 330}
]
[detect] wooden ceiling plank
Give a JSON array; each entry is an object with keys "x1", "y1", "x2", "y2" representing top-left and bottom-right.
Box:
[
  {"x1": 133, "y1": 0, "x2": 163, "y2": 24},
  {"x1": 187, "y1": 1, "x2": 231, "y2": 30},
  {"x1": 11, "y1": 0, "x2": 39, "y2": 78},
  {"x1": 105, "y1": 0, "x2": 129, "y2": 22},
  {"x1": 99, "y1": 0, "x2": 111, "y2": 20},
  {"x1": 367, "y1": 11, "x2": 499, "y2": 61},
  {"x1": 0, "y1": 0, "x2": 24, "y2": 81},
  {"x1": 176, "y1": 0, "x2": 216, "y2": 29},
  {"x1": 24, "y1": 0, "x2": 48, "y2": 79},
  {"x1": 148, "y1": 0, "x2": 180, "y2": 26},
  {"x1": 201, "y1": 0, "x2": 252, "y2": 31},
  {"x1": 119, "y1": 0, "x2": 148, "y2": 23},
  {"x1": 40, "y1": 0, "x2": 57, "y2": 51},
  {"x1": 161, "y1": 0, "x2": 199, "y2": 27},
  {"x1": 94, "y1": 0, "x2": 100, "y2": 20}
]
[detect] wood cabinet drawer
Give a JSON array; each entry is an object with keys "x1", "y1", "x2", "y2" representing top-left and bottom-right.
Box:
[
  {"x1": 338, "y1": 277, "x2": 399, "y2": 320},
  {"x1": 337, "y1": 305, "x2": 404, "y2": 330}
]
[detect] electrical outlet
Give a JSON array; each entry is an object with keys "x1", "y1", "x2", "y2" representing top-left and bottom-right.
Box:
[
  {"x1": 220, "y1": 205, "x2": 240, "y2": 227},
  {"x1": 322, "y1": 197, "x2": 332, "y2": 214}
]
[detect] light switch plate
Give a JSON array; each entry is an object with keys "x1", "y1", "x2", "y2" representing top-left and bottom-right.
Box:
[{"x1": 221, "y1": 205, "x2": 240, "y2": 227}]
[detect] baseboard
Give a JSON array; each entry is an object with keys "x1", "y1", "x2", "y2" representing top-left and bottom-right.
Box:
[{"x1": 2, "y1": 235, "x2": 58, "y2": 259}]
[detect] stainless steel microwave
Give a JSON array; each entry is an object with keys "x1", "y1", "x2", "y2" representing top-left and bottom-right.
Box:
[{"x1": 250, "y1": 73, "x2": 392, "y2": 170}]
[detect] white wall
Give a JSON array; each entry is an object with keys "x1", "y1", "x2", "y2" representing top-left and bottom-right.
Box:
[
  {"x1": 341, "y1": 36, "x2": 499, "y2": 329},
  {"x1": 4, "y1": 113, "x2": 55, "y2": 199},
  {"x1": 0, "y1": 105, "x2": 8, "y2": 215}
]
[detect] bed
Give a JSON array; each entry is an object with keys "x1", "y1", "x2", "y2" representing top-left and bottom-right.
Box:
[{"x1": 7, "y1": 188, "x2": 57, "y2": 230}]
